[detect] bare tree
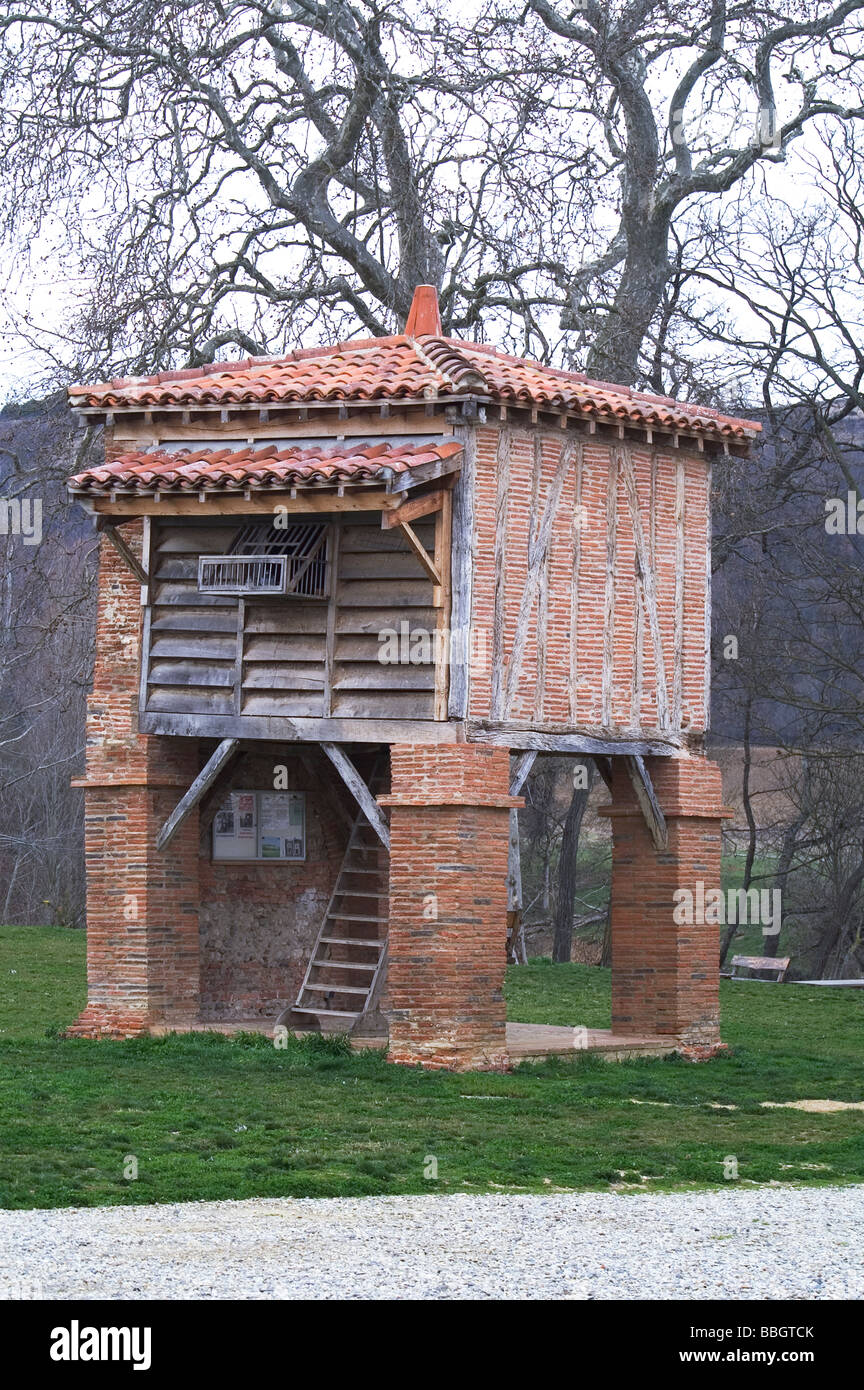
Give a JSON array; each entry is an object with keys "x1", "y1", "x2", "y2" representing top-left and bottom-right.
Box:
[
  {"x1": 515, "y1": 0, "x2": 864, "y2": 383},
  {"x1": 0, "y1": 406, "x2": 97, "y2": 925},
  {"x1": 3, "y1": 2, "x2": 864, "y2": 391}
]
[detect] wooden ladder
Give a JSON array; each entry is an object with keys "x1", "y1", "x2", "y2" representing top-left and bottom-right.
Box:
[{"x1": 286, "y1": 763, "x2": 388, "y2": 1030}]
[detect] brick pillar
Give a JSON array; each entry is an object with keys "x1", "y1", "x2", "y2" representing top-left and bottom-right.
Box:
[
  {"x1": 601, "y1": 756, "x2": 730, "y2": 1057},
  {"x1": 67, "y1": 530, "x2": 201, "y2": 1037},
  {"x1": 380, "y1": 745, "x2": 519, "y2": 1071}
]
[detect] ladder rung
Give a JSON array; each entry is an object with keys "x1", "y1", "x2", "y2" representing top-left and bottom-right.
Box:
[
  {"x1": 302, "y1": 982, "x2": 370, "y2": 996},
  {"x1": 292, "y1": 758, "x2": 387, "y2": 1023},
  {"x1": 319, "y1": 936, "x2": 383, "y2": 947},
  {"x1": 328, "y1": 913, "x2": 388, "y2": 923},
  {"x1": 333, "y1": 890, "x2": 388, "y2": 898},
  {"x1": 311, "y1": 959, "x2": 377, "y2": 971},
  {"x1": 293, "y1": 1007, "x2": 361, "y2": 1018}
]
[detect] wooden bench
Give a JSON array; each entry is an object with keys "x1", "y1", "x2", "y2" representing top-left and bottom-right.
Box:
[{"x1": 724, "y1": 954, "x2": 791, "y2": 983}]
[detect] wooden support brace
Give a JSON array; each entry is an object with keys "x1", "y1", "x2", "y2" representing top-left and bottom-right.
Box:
[
  {"x1": 98, "y1": 520, "x2": 149, "y2": 584},
  {"x1": 509, "y1": 749, "x2": 537, "y2": 797},
  {"x1": 506, "y1": 750, "x2": 537, "y2": 955},
  {"x1": 321, "y1": 743, "x2": 390, "y2": 850},
  {"x1": 397, "y1": 520, "x2": 442, "y2": 586},
  {"x1": 157, "y1": 738, "x2": 239, "y2": 851},
  {"x1": 624, "y1": 754, "x2": 668, "y2": 852},
  {"x1": 593, "y1": 755, "x2": 613, "y2": 791},
  {"x1": 380, "y1": 485, "x2": 451, "y2": 530}
]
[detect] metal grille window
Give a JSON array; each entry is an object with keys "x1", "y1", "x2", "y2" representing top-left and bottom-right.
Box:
[{"x1": 198, "y1": 521, "x2": 329, "y2": 598}]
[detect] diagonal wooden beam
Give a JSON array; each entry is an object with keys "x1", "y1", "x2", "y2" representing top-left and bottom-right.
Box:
[
  {"x1": 618, "y1": 447, "x2": 670, "y2": 730},
  {"x1": 397, "y1": 520, "x2": 441, "y2": 586},
  {"x1": 509, "y1": 749, "x2": 537, "y2": 796},
  {"x1": 98, "y1": 520, "x2": 149, "y2": 584},
  {"x1": 157, "y1": 738, "x2": 239, "y2": 851},
  {"x1": 501, "y1": 438, "x2": 578, "y2": 719},
  {"x1": 624, "y1": 754, "x2": 668, "y2": 852},
  {"x1": 506, "y1": 750, "x2": 537, "y2": 963},
  {"x1": 593, "y1": 755, "x2": 613, "y2": 791},
  {"x1": 321, "y1": 743, "x2": 390, "y2": 849}
]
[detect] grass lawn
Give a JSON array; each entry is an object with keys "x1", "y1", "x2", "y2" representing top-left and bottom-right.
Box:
[{"x1": 0, "y1": 924, "x2": 862, "y2": 1210}]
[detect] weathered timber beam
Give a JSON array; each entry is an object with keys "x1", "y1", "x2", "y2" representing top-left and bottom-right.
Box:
[
  {"x1": 83, "y1": 490, "x2": 401, "y2": 518},
  {"x1": 509, "y1": 750, "x2": 537, "y2": 796},
  {"x1": 623, "y1": 754, "x2": 668, "y2": 851},
  {"x1": 389, "y1": 455, "x2": 462, "y2": 492},
  {"x1": 380, "y1": 485, "x2": 451, "y2": 530},
  {"x1": 447, "y1": 427, "x2": 476, "y2": 722},
  {"x1": 468, "y1": 725, "x2": 681, "y2": 758},
  {"x1": 140, "y1": 712, "x2": 462, "y2": 743},
  {"x1": 397, "y1": 520, "x2": 441, "y2": 586},
  {"x1": 507, "y1": 808, "x2": 523, "y2": 919},
  {"x1": 320, "y1": 743, "x2": 390, "y2": 850},
  {"x1": 98, "y1": 520, "x2": 149, "y2": 584},
  {"x1": 156, "y1": 738, "x2": 239, "y2": 851},
  {"x1": 506, "y1": 751, "x2": 536, "y2": 926},
  {"x1": 593, "y1": 755, "x2": 614, "y2": 791}
]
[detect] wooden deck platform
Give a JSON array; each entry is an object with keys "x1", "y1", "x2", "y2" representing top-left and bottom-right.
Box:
[{"x1": 151, "y1": 1019, "x2": 675, "y2": 1061}]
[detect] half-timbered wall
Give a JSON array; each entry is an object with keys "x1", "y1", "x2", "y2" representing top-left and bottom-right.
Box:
[
  {"x1": 467, "y1": 425, "x2": 711, "y2": 739},
  {"x1": 142, "y1": 514, "x2": 438, "y2": 726}
]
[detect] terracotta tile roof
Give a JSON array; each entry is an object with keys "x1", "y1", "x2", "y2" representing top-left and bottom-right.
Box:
[
  {"x1": 67, "y1": 290, "x2": 760, "y2": 441},
  {"x1": 67, "y1": 438, "x2": 463, "y2": 497}
]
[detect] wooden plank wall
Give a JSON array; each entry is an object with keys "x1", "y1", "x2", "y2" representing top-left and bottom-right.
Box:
[{"x1": 143, "y1": 516, "x2": 437, "y2": 723}]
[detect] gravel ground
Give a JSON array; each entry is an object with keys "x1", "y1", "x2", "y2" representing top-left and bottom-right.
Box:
[{"x1": 1, "y1": 1186, "x2": 862, "y2": 1300}]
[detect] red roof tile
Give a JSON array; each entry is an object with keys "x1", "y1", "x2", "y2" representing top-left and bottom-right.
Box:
[
  {"x1": 67, "y1": 438, "x2": 463, "y2": 497},
  {"x1": 67, "y1": 291, "x2": 760, "y2": 441}
]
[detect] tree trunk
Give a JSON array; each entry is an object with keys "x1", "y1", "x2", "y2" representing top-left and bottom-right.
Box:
[
  {"x1": 763, "y1": 773, "x2": 808, "y2": 959},
  {"x1": 585, "y1": 213, "x2": 670, "y2": 386},
  {"x1": 552, "y1": 762, "x2": 595, "y2": 964},
  {"x1": 720, "y1": 699, "x2": 755, "y2": 968}
]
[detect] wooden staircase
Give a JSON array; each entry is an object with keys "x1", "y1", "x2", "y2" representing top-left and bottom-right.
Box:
[{"x1": 281, "y1": 765, "x2": 388, "y2": 1031}]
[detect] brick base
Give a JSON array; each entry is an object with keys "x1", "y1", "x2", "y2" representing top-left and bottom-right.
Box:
[
  {"x1": 601, "y1": 756, "x2": 729, "y2": 1050},
  {"x1": 68, "y1": 765, "x2": 202, "y2": 1038},
  {"x1": 380, "y1": 745, "x2": 519, "y2": 1071},
  {"x1": 68, "y1": 531, "x2": 202, "y2": 1039}
]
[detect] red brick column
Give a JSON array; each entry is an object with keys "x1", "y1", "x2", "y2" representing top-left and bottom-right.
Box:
[
  {"x1": 68, "y1": 530, "x2": 201, "y2": 1037},
  {"x1": 380, "y1": 745, "x2": 520, "y2": 1071},
  {"x1": 600, "y1": 756, "x2": 730, "y2": 1057}
]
